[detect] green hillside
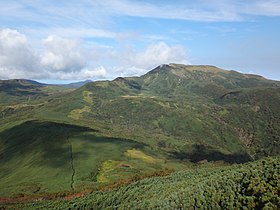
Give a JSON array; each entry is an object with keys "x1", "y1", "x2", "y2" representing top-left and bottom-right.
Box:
[
  {"x1": 12, "y1": 156, "x2": 280, "y2": 209},
  {"x1": 0, "y1": 64, "x2": 279, "y2": 198},
  {"x1": 0, "y1": 79, "x2": 71, "y2": 105},
  {"x1": 0, "y1": 120, "x2": 183, "y2": 197},
  {"x1": 47, "y1": 64, "x2": 279, "y2": 161}
]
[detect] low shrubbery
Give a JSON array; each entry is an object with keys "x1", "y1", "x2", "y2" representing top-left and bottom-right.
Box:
[{"x1": 18, "y1": 156, "x2": 279, "y2": 209}]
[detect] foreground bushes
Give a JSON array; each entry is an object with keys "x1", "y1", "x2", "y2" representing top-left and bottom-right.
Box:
[{"x1": 20, "y1": 156, "x2": 280, "y2": 209}]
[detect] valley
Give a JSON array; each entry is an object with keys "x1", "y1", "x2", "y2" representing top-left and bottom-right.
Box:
[{"x1": 0, "y1": 64, "x2": 279, "y2": 208}]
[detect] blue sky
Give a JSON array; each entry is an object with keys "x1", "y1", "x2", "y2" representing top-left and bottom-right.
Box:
[{"x1": 0, "y1": 0, "x2": 280, "y2": 82}]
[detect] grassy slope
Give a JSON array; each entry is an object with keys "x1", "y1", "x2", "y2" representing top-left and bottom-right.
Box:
[
  {"x1": 0, "y1": 121, "x2": 88, "y2": 196},
  {"x1": 17, "y1": 156, "x2": 280, "y2": 209},
  {"x1": 0, "y1": 121, "x2": 186, "y2": 196}
]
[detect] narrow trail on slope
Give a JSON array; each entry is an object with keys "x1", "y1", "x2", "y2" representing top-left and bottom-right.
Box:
[{"x1": 67, "y1": 136, "x2": 76, "y2": 191}]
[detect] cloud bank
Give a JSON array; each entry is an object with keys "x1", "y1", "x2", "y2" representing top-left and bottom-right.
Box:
[
  {"x1": 0, "y1": 29, "x2": 39, "y2": 78},
  {"x1": 0, "y1": 29, "x2": 189, "y2": 80}
]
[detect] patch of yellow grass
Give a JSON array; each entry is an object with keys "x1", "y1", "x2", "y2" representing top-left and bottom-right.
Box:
[
  {"x1": 121, "y1": 95, "x2": 156, "y2": 99},
  {"x1": 157, "y1": 101, "x2": 170, "y2": 108},
  {"x1": 83, "y1": 91, "x2": 92, "y2": 104},
  {"x1": 68, "y1": 106, "x2": 91, "y2": 120},
  {"x1": 125, "y1": 149, "x2": 156, "y2": 164},
  {"x1": 121, "y1": 95, "x2": 140, "y2": 98},
  {"x1": 68, "y1": 91, "x2": 93, "y2": 120},
  {"x1": 97, "y1": 160, "x2": 120, "y2": 183}
]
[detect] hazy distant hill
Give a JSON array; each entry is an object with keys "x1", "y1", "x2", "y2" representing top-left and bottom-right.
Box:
[
  {"x1": 0, "y1": 79, "x2": 92, "y2": 105},
  {"x1": 60, "y1": 80, "x2": 92, "y2": 88}
]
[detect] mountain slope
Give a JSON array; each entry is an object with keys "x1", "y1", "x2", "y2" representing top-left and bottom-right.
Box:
[
  {"x1": 65, "y1": 64, "x2": 279, "y2": 160},
  {"x1": 2, "y1": 64, "x2": 279, "y2": 160},
  {"x1": 0, "y1": 120, "x2": 177, "y2": 196},
  {"x1": 0, "y1": 64, "x2": 279, "y2": 197}
]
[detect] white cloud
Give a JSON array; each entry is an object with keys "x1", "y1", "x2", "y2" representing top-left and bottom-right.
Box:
[
  {"x1": 123, "y1": 42, "x2": 189, "y2": 71},
  {"x1": 0, "y1": 29, "x2": 108, "y2": 80},
  {"x1": 0, "y1": 29, "x2": 41, "y2": 79},
  {"x1": 46, "y1": 66, "x2": 108, "y2": 80},
  {"x1": 41, "y1": 35, "x2": 86, "y2": 72},
  {"x1": 111, "y1": 66, "x2": 147, "y2": 78},
  {"x1": 105, "y1": 42, "x2": 190, "y2": 77}
]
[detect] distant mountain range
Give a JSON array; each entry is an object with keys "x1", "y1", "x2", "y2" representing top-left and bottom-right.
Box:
[
  {"x1": 0, "y1": 79, "x2": 92, "y2": 88},
  {"x1": 0, "y1": 79, "x2": 92, "y2": 104},
  {"x1": 60, "y1": 80, "x2": 92, "y2": 88}
]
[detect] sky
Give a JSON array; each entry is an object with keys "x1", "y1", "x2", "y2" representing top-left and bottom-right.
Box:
[{"x1": 0, "y1": 0, "x2": 280, "y2": 83}]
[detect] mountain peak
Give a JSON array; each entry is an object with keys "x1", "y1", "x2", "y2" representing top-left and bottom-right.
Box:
[
  {"x1": 144, "y1": 64, "x2": 230, "y2": 78},
  {"x1": 168, "y1": 64, "x2": 225, "y2": 72},
  {"x1": 151, "y1": 63, "x2": 226, "y2": 73},
  {"x1": 169, "y1": 63, "x2": 218, "y2": 69}
]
